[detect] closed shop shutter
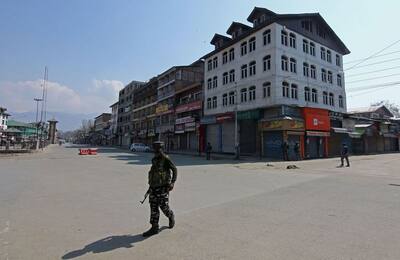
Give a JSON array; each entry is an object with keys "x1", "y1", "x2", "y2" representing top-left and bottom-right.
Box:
[
  {"x1": 206, "y1": 124, "x2": 220, "y2": 152},
  {"x1": 287, "y1": 135, "x2": 300, "y2": 160},
  {"x1": 263, "y1": 131, "x2": 283, "y2": 159},
  {"x1": 222, "y1": 122, "x2": 235, "y2": 153},
  {"x1": 306, "y1": 136, "x2": 323, "y2": 158},
  {"x1": 239, "y1": 120, "x2": 257, "y2": 154},
  {"x1": 189, "y1": 132, "x2": 198, "y2": 151},
  {"x1": 179, "y1": 134, "x2": 187, "y2": 150}
]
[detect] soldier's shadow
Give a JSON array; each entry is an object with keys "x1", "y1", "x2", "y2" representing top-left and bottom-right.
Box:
[{"x1": 62, "y1": 227, "x2": 168, "y2": 259}]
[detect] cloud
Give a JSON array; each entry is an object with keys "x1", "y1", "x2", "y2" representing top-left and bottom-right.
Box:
[{"x1": 0, "y1": 79, "x2": 124, "y2": 114}]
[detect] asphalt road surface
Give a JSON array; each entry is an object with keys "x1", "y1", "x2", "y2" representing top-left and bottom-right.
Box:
[{"x1": 1, "y1": 145, "x2": 400, "y2": 260}]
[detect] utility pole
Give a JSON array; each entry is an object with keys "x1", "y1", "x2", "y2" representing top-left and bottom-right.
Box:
[
  {"x1": 34, "y1": 98, "x2": 43, "y2": 150},
  {"x1": 234, "y1": 82, "x2": 240, "y2": 160},
  {"x1": 39, "y1": 66, "x2": 48, "y2": 149}
]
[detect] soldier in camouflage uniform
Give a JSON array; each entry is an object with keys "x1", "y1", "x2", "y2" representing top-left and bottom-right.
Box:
[{"x1": 143, "y1": 141, "x2": 177, "y2": 237}]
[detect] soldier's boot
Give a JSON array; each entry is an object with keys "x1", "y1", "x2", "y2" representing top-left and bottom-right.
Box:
[
  {"x1": 142, "y1": 224, "x2": 159, "y2": 237},
  {"x1": 169, "y1": 213, "x2": 175, "y2": 229}
]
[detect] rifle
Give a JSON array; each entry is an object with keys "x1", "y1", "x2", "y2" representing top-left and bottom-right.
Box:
[{"x1": 140, "y1": 188, "x2": 150, "y2": 204}]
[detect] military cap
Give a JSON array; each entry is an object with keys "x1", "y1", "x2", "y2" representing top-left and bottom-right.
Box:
[{"x1": 153, "y1": 141, "x2": 164, "y2": 148}]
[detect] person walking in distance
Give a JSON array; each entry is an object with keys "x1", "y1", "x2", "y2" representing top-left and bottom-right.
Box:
[
  {"x1": 206, "y1": 142, "x2": 212, "y2": 160},
  {"x1": 294, "y1": 142, "x2": 301, "y2": 161},
  {"x1": 282, "y1": 141, "x2": 289, "y2": 161},
  {"x1": 340, "y1": 143, "x2": 350, "y2": 167},
  {"x1": 143, "y1": 141, "x2": 177, "y2": 237}
]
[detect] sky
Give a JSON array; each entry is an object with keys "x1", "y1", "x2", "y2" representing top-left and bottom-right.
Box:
[{"x1": 1, "y1": 0, "x2": 400, "y2": 123}]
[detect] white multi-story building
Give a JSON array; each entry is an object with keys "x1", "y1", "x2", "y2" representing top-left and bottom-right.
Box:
[
  {"x1": 0, "y1": 107, "x2": 10, "y2": 133},
  {"x1": 201, "y1": 7, "x2": 350, "y2": 158}
]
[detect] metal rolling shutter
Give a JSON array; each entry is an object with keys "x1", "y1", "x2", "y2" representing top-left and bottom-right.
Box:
[
  {"x1": 222, "y1": 122, "x2": 235, "y2": 153},
  {"x1": 206, "y1": 124, "x2": 220, "y2": 153},
  {"x1": 263, "y1": 131, "x2": 283, "y2": 159}
]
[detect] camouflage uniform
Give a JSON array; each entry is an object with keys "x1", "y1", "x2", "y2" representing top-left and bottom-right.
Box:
[{"x1": 147, "y1": 151, "x2": 177, "y2": 226}]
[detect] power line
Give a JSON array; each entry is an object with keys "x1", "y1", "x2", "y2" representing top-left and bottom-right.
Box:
[
  {"x1": 348, "y1": 84, "x2": 400, "y2": 97},
  {"x1": 347, "y1": 81, "x2": 400, "y2": 92},
  {"x1": 344, "y1": 57, "x2": 400, "y2": 70},
  {"x1": 346, "y1": 72, "x2": 400, "y2": 84},
  {"x1": 344, "y1": 50, "x2": 400, "y2": 65},
  {"x1": 345, "y1": 39, "x2": 400, "y2": 71},
  {"x1": 346, "y1": 65, "x2": 400, "y2": 78}
]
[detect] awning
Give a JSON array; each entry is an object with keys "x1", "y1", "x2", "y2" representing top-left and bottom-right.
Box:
[
  {"x1": 383, "y1": 133, "x2": 398, "y2": 138},
  {"x1": 306, "y1": 131, "x2": 330, "y2": 137},
  {"x1": 331, "y1": 127, "x2": 350, "y2": 134},
  {"x1": 349, "y1": 132, "x2": 363, "y2": 138}
]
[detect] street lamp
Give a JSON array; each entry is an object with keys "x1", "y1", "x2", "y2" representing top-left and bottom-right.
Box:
[
  {"x1": 34, "y1": 98, "x2": 43, "y2": 150},
  {"x1": 234, "y1": 82, "x2": 240, "y2": 160}
]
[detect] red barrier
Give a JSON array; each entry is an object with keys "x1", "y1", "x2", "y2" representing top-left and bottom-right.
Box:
[
  {"x1": 79, "y1": 149, "x2": 90, "y2": 155},
  {"x1": 89, "y1": 148, "x2": 98, "y2": 155}
]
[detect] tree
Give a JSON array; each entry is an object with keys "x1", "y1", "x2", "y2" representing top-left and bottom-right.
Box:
[{"x1": 371, "y1": 100, "x2": 400, "y2": 118}]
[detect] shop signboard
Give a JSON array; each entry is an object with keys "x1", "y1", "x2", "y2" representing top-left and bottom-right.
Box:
[
  {"x1": 185, "y1": 122, "x2": 196, "y2": 132},
  {"x1": 175, "y1": 100, "x2": 202, "y2": 114},
  {"x1": 200, "y1": 115, "x2": 216, "y2": 125},
  {"x1": 259, "y1": 119, "x2": 304, "y2": 131},
  {"x1": 216, "y1": 112, "x2": 234, "y2": 123},
  {"x1": 175, "y1": 124, "x2": 185, "y2": 134},
  {"x1": 175, "y1": 116, "x2": 195, "y2": 125},
  {"x1": 237, "y1": 109, "x2": 261, "y2": 120},
  {"x1": 303, "y1": 108, "x2": 330, "y2": 131}
]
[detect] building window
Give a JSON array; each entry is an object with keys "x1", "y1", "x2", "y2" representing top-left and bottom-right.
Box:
[
  {"x1": 291, "y1": 84, "x2": 298, "y2": 99},
  {"x1": 241, "y1": 88, "x2": 247, "y2": 102},
  {"x1": 223, "y1": 72, "x2": 228, "y2": 85},
  {"x1": 281, "y1": 56, "x2": 288, "y2": 71},
  {"x1": 241, "y1": 42, "x2": 247, "y2": 56},
  {"x1": 281, "y1": 30, "x2": 288, "y2": 46},
  {"x1": 249, "y1": 86, "x2": 256, "y2": 101},
  {"x1": 310, "y1": 42, "x2": 316, "y2": 56},
  {"x1": 263, "y1": 82, "x2": 271, "y2": 98},
  {"x1": 303, "y1": 62, "x2": 309, "y2": 77},
  {"x1": 249, "y1": 37, "x2": 256, "y2": 52},
  {"x1": 282, "y1": 81, "x2": 290, "y2": 98},
  {"x1": 229, "y1": 91, "x2": 235, "y2": 105},
  {"x1": 321, "y1": 69, "x2": 327, "y2": 82},
  {"x1": 290, "y1": 58, "x2": 297, "y2": 73},
  {"x1": 303, "y1": 40, "x2": 309, "y2": 53},
  {"x1": 327, "y1": 50, "x2": 332, "y2": 63},
  {"x1": 249, "y1": 61, "x2": 256, "y2": 76},
  {"x1": 229, "y1": 48, "x2": 235, "y2": 61},
  {"x1": 263, "y1": 29, "x2": 271, "y2": 45},
  {"x1": 222, "y1": 93, "x2": 228, "y2": 106},
  {"x1": 323, "y1": 91, "x2": 328, "y2": 105},
  {"x1": 339, "y1": 95, "x2": 344, "y2": 108},
  {"x1": 241, "y1": 64, "x2": 248, "y2": 78},
  {"x1": 320, "y1": 47, "x2": 326, "y2": 60},
  {"x1": 213, "y1": 76, "x2": 218, "y2": 88},
  {"x1": 222, "y1": 52, "x2": 228, "y2": 64},
  {"x1": 213, "y1": 57, "x2": 218, "y2": 69},
  {"x1": 337, "y1": 74, "x2": 342, "y2": 87},
  {"x1": 212, "y1": 96, "x2": 217, "y2": 108},
  {"x1": 263, "y1": 55, "x2": 271, "y2": 71},
  {"x1": 310, "y1": 65, "x2": 316, "y2": 79},
  {"x1": 336, "y1": 54, "x2": 341, "y2": 67},
  {"x1": 207, "y1": 78, "x2": 212, "y2": 89},
  {"x1": 289, "y1": 33, "x2": 296, "y2": 48},
  {"x1": 329, "y1": 93, "x2": 334, "y2": 106},
  {"x1": 312, "y1": 89, "x2": 318, "y2": 103},
  {"x1": 229, "y1": 70, "x2": 235, "y2": 82},
  {"x1": 207, "y1": 60, "x2": 212, "y2": 71},
  {"x1": 328, "y1": 71, "x2": 333, "y2": 84},
  {"x1": 305, "y1": 87, "x2": 310, "y2": 102},
  {"x1": 207, "y1": 98, "x2": 211, "y2": 109}
]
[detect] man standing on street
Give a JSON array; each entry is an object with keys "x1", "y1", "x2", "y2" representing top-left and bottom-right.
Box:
[
  {"x1": 282, "y1": 141, "x2": 289, "y2": 161},
  {"x1": 294, "y1": 142, "x2": 301, "y2": 161},
  {"x1": 206, "y1": 142, "x2": 212, "y2": 160},
  {"x1": 143, "y1": 141, "x2": 177, "y2": 237},
  {"x1": 340, "y1": 143, "x2": 350, "y2": 167}
]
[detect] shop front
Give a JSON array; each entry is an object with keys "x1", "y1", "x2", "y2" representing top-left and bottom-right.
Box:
[
  {"x1": 259, "y1": 118, "x2": 305, "y2": 160},
  {"x1": 202, "y1": 113, "x2": 235, "y2": 153},
  {"x1": 303, "y1": 108, "x2": 330, "y2": 158},
  {"x1": 238, "y1": 109, "x2": 262, "y2": 155},
  {"x1": 175, "y1": 116, "x2": 199, "y2": 151}
]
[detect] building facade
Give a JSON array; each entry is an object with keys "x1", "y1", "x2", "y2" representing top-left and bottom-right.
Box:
[
  {"x1": 202, "y1": 7, "x2": 350, "y2": 158},
  {"x1": 110, "y1": 102, "x2": 119, "y2": 145},
  {"x1": 156, "y1": 63, "x2": 203, "y2": 152},
  {"x1": 117, "y1": 81, "x2": 145, "y2": 147},
  {"x1": 0, "y1": 107, "x2": 9, "y2": 133},
  {"x1": 132, "y1": 77, "x2": 158, "y2": 145}
]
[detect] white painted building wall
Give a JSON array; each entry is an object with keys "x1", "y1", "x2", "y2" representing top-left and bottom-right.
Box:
[
  {"x1": 0, "y1": 113, "x2": 8, "y2": 131},
  {"x1": 204, "y1": 22, "x2": 346, "y2": 116}
]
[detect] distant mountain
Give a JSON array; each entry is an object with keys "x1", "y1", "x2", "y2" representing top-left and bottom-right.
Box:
[{"x1": 8, "y1": 111, "x2": 98, "y2": 131}]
